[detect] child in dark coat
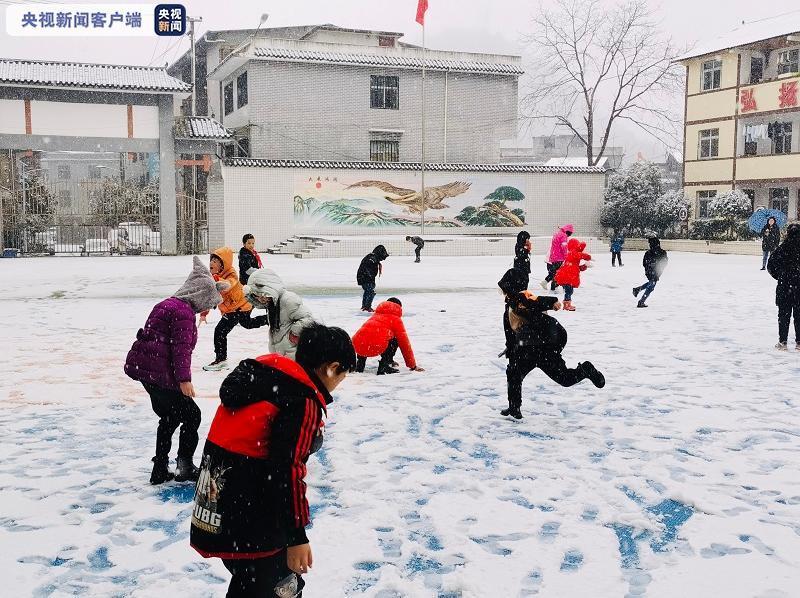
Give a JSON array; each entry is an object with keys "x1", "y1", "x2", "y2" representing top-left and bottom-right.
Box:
[
  {"x1": 406, "y1": 235, "x2": 425, "y2": 263},
  {"x1": 498, "y1": 268, "x2": 605, "y2": 419},
  {"x1": 238, "y1": 233, "x2": 263, "y2": 285},
  {"x1": 125, "y1": 256, "x2": 230, "y2": 484},
  {"x1": 633, "y1": 237, "x2": 668, "y2": 308},
  {"x1": 513, "y1": 230, "x2": 532, "y2": 288},
  {"x1": 610, "y1": 234, "x2": 625, "y2": 266},
  {"x1": 767, "y1": 223, "x2": 800, "y2": 350},
  {"x1": 356, "y1": 244, "x2": 389, "y2": 311},
  {"x1": 190, "y1": 323, "x2": 356, "y2": 598}
]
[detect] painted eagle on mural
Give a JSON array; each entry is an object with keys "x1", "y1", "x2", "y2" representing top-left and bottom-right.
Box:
[{"x1": 345, "y1": 180, "x2": 472, "y2": 213}]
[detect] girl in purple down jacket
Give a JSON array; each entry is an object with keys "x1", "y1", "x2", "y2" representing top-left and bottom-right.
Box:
[{"x1": 125, "y1": 256, "x2": 229, "y2": 485}]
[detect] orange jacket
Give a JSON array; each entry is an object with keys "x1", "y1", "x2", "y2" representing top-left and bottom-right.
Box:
[
  {"x1": 211, "y1": 247, "x2": 252, "y2": 314},
  {"x1": 352, "y1": 301, "x2": 416, "y2": 369}
]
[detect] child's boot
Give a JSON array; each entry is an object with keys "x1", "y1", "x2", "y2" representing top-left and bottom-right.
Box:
[
  {"x1": 501, "y1": 403, "x2": 523, "y2": 419},
  {"x1": 175, "y1": 456, "x2": 200, "y2": 482},
  {"x1": 355, "y1": 356, "x2": 367, "y2": 373},
  {"x1": 150, "y1": 456, "x2": 174, "y2": 485},
  {"x1": 579, "y1": 362, "x2": 606, "y2": 388},
  {"x1": 563, "y1": 300, "x2": 576, "y2": 311}
]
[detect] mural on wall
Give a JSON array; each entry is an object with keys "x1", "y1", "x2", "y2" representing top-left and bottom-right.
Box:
[{"x1": 294, "y1": 174, "x2": 526, "y2": 228}]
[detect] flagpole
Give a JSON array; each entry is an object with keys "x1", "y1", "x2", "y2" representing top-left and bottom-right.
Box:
[{"x1": 420, "y1": 22, "x2": 426, "y2": 236}]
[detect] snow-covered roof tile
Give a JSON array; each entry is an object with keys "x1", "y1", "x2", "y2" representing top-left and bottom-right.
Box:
[
  {"x1": 174, "y1": 116, "x2": 233, "y2": 140},
  {"x1": 251, "y1": 46, "x2": 523, "y2": 75},
  {"x1": 223, "y1": 158, "x2": 604, "y2": 174},
  {"x1": 0, "y1": 58, "x2": 191, "y2": 92}
]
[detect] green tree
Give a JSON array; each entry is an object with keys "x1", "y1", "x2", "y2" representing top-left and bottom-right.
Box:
[{"x1": 485, "y1": 186, "x2": 525, "y2": 204}]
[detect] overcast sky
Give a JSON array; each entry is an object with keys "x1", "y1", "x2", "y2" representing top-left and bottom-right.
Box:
[{"x1": 1, "y1": 0, "x2": 795, "y2": 159}]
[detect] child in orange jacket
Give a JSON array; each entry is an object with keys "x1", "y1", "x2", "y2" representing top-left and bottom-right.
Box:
[
  {"x1": 202, "y1": 247, "x2": 268, "y2": 371},
  {"x1": 554, "y1": 238, "x2": 592, "y2": 311},
  {"x1": 352, "y1": 298, "x2": 425, "y2": 375}
]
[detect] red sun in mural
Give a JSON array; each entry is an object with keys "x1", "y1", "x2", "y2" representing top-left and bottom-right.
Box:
[{"x1": 315, "y1": 182, "x2": 322, "y2": 189}]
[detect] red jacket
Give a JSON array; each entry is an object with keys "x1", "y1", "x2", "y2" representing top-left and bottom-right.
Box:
[
  {"x1": 352, "y1": 301, "x2": 417, "y2": 369},
  {"x1": 554, "y1": 238, "x2": 592, "y2": 288}
]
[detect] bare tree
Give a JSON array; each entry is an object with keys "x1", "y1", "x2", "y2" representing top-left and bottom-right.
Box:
[{"x1": 522, "y1": 0, "x2": 683, "y2": 166}]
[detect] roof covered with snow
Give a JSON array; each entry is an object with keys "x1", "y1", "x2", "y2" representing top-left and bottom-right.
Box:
[
  {"x1": 544, "y1": 157, "x2": 610, "y2": 170},
  {"x1": 174, "y1": 116, "x2": 233, "y2": 140},
  {"x1": 0, "y1": 58, "x2": 191, "y2": 93},
  {"x1": 224, "y1": 158, "x2": 604, "y2": 174},
  {"x1": 251, "y1": 46, "x2": 524, "y2": 75},
  {"x1": 676, "y1": 11, "x2": 800, "y2": 62}
]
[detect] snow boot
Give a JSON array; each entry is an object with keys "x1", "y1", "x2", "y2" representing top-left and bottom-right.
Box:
[
  {"x1": 563, "y1": 300, "x2": 576, "y2": 311},
  {"x1": 355, "y1": 356, "x2": 367, "y2": 373},
  {"x1": 775, "y1": 342, "x2": 788, "y2": 351},
  {"x1": 203, "y1": 359, "x2": 228, "y2": 372},
  {"x1": 376, "y1": 364, "x2": 399, "y2": 375},
  {"x1": 501, "y1": 405, "x2": 523, "y2": 419},
  {"x1": 175, "y1": 457, "x2": 200, "y2": 482},
  {"x1": 579, "y1": 362, "x2": 606, "y2": 388},
  {"x1": 637, "y1": 301, "x2": 648, "y2": 308},
  {"x1": 149, "y1": 457, "x2": 174, "y2": 485},
  {"x1": 632, "y1": 286, "x2": 641, "y2": 297},
  {"x1": 540, "y1": 280, "x2": 549, "y2": 290}
]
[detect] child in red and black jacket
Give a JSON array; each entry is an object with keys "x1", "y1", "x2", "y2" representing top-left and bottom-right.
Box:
[{"x1": 190, "y1": 323, "x2": 356, "y2": 597}]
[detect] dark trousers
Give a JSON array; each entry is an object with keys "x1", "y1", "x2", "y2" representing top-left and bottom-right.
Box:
[
  {"x1": 778, "y1": 303, "x2": 800, "y2": 344},
  {"x1": 361, "y1": 282, "x2": 376, "y2": 310},
  {"x1": 356, "y1": 338, "x2": 399, "y2": 372},
  {"x1": 415, "y1": 244, "x2": 423, "y2": 262},
  {"x1": 545, "y1": 261, "x2": 562, "y2": 289},
  {"x1": 636, "y1": 280, "x2": 657, "y2": 303},
  {"x1": 612, "y1": 251, "x2": 623, "y2": 266},
  {"x1": 222, "y1": 553, "x2": 304, "y2": 598},
  {"x1": 142, "y1": 382, "x2": 201, "y2": 463},
  {"x1": 214, "y1": 310, "x2": 269, "y2": 361},
  {"x1": 762, "y1": 250, "x2": 771, "y2": 269},
  {"x1": 563, "y1": 284, "x2": 574, "y2": 301},
  {"x1": 506, "y1": 349, "x2": 585, "y2": 409}
]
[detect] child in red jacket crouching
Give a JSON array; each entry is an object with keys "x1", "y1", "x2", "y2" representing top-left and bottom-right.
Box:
[{"x1": 352, "y1": 298, "x2": 425, "y2": 375}]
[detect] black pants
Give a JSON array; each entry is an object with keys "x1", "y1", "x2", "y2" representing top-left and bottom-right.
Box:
[
  {"x1": 506, "y1": 349, "x2": 585, "y2": 409},
  {"x1": 611, "y1": 251, "x2": 623, "y2": 266},
  {"x1": 223, "y1": 553, "x2": 304, "y2": 598},
  {"x1": 214, "y1": 310, "x2": 269, "y2": 361},
  {"x1": 545, "y1": 261, "x2": 563, "y2": 289},
  {"x1": 778, "y1": 303, "x2": 800, "y2": 344},
  {"x1": 142, "y1": 382, "x2": 201, "y2": 462},
  {"x1": 356, "y1": 338, "x2": 399, "y2": 372},
  {"x1": 415, "y1": 244, "x2": 423, "y2": 261}
]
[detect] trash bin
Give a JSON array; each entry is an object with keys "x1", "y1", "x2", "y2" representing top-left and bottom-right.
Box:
[{"x1": 2, "y1": 248, "x2": 20, "y2": 258}]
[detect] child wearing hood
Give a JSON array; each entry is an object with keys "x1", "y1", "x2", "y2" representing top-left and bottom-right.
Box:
[
  {"x1": 202, "y1": 247, "x2": 270, "y2": 371},
  {"x1": 767, "y1": 224, "x2": 800, "y2": 350},
  {"x1": 498, "y1": 268, "x2": 605, "y2": 420},
  {"x1": 124, "y1": 256, "x2": 230, "y2": 484},
  {"x1": 541, "y1": 224, "x2": 574, "y2": 291},
  {"x1": 633, "y1": 237, "x2": 668, "y2": 308},
  {"x1": 357, "y1": 245, "x2": 389, "y2": 311},
  {"x1": 238, "y1": 233, "x2": 263, "y2": 285},
  {"x1": 513, "y1": 231, "x2": 532, "y2": 288},
  {"x1": 244, "y1": 268, "x2": 316, "y2": 360},
  {"x1": 554, "y1": 238, "x2": 592, "y2": 311},
  {"x1": 352, "y1": 297, "x2": 425, "y2": 375}
]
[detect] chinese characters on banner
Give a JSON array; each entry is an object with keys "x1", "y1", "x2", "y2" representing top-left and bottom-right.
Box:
[
  {"x1": 739, "y1": 81, "x2": 798, "y2": 112},
  {"x1": 740, "y1": 89, "x2": 757, "y2": 112},
  {"x1": 154, "y1": 4, "x2": 186, "y2": 36}
]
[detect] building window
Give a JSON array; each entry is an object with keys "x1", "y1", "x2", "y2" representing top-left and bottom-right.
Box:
[
  {"x1": 370, "y1": 140, "x2": 399, "y2": 162},
  {"x1": 58, "y1": 189, "x2": 72, "y2": 210},
  {"x1": 742, "y1": 189, "x2": 756, "y2": 211},
  {"x1": 237, "y1": 137, "x2": 250, "y2": 158},
  {"x1": 370, "y1": 75, "x2": 399, "y2": 109},
  {"x1": 543, "y1": 137, "x2": 555, "y2": 149},
  {"x1": 88, "y1": 165, "x2": 102, "y2": 179},
  {"x1": 378, "y1": 35, "x2": 395, "y2": 47},
  {"x1": 224, "y1": 81, "x2": 234, "y2": 115},
  {"x1": 236, "y1": 72, "x2": 248, "y2": 109},
  {"x1": 771, "y1": 188, "x2": 789, "y2": 215},
  {"x1": 749, "y1": 56, "x2": 764, "y2": 85},
  {"x1": 773, "y1": 122, "x2": 792, "y2": 154},
  {"x1": 702, "y1": 59, "x2": 722, "y2": 91},
  {"x1": 697, "y1": 190, "x2": 716, "y2": 218},
  {"x1": 698, "y1": 128, "x2": 719, "y2": 159},
  {"x1": 777, "y1": 49, "x2": 799, "y2": 75},
  {"x1": 58, "y1": 164, "x2": 71, "y2": 180}
]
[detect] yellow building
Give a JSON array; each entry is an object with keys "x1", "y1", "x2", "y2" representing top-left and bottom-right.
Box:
[{"x1": 678, "y1": 16, "x2": 800, "y2": 222}]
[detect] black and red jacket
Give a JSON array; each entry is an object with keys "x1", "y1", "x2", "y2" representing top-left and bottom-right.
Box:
[{"x1": 190, "y1": 354, "x2": 331, "y2": 560}]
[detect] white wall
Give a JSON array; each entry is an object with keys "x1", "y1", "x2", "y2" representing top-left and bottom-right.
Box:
[
  {"x1": 25, "y1": 101, "x2": 158, "y2": 139},
  {"x1": 215, "y1": 165, "x2": 605, "y2": 250},
  {"x1": 0, "y1": 99, "x2": 26, "y2": 134}
]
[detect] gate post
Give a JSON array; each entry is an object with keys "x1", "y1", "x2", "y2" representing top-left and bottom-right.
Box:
[{"x1": 158, "y1": 95, "x2": 177, "y2": 255}]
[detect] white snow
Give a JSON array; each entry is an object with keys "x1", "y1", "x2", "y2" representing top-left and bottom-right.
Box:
[{"x1": 1, "y1": 251, "x2": 799, "y2": 597}]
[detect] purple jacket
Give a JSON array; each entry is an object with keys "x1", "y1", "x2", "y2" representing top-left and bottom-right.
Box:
[
  {"x1": 548, "y1": 224, "x2": 574, "y2": 263},
  {"x1": 124, "y1": 297, "x2": 197, "y2": 390}
]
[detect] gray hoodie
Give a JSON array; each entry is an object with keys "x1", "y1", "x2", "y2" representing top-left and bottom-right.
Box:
[{"x1": 173, "y1": 255, "x2": 230, "y2": 313}]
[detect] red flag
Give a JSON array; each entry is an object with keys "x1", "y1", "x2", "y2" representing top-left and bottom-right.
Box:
[{"x1": 416, "y1": 0, "x2": 428, "y2": 25}]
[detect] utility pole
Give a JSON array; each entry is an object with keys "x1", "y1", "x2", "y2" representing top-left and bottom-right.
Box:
[
  {"x1": 188, "y1": 16, "x2": 202, "y2": 117},
  {"x1": 188, "y1": 15, "x2": 202, "y2": 252}
]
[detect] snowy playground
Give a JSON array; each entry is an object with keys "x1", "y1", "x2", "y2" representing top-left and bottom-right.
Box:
[{"x1": 1, "y1": 252, "x2": 799, "y2": 597}]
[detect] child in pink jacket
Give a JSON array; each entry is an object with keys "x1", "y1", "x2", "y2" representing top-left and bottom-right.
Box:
[{"x1": 541, "y1": 224, "x2": 574, "y2": 291}]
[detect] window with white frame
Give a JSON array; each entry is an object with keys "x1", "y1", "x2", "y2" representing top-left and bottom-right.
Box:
[
  {"x1": 223, "y1": 81, "x2": 234, "y2": 116},
  {"x1": 370, "y1": 75, "x2": 399, "y2": 109},
  {"x1": 777, "y1": 49, "x2": 799, "y2": 75},
  {"x1": 702, "y1": 59, "x2": 722, "y2": 91},
  {"x1": 771, "y1": 188, "x2": 789, "y2": 215},
  {"x1": 773, "y1": 122, "x2": 792, "y2": 154},
  {"x1": 697, "y1": 190, "x2": 716, "y2": 218},
  {"x1": 698, "y1": 128, "x2": 719, "y2": 159},
  {"x1": 236, "y1": 72, "x2": 248, "y2": 109},
  {"x1": 370, "y1": 140, "x2": 399, "y2": 162}
]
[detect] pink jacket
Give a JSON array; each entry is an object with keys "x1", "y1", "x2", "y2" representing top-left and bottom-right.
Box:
[{"x1": 548, "y1": 224, "x2": 574, "y2": 263}]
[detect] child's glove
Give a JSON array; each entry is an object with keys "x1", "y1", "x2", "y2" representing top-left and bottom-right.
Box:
[{"x1": 579, "y1": 264, "x2": 588, "y2": 271}]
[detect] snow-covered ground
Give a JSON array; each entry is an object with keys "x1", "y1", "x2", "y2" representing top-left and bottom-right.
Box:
[{"x1": 1, "y1": 252, "x2": 799, "y2": 597}]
